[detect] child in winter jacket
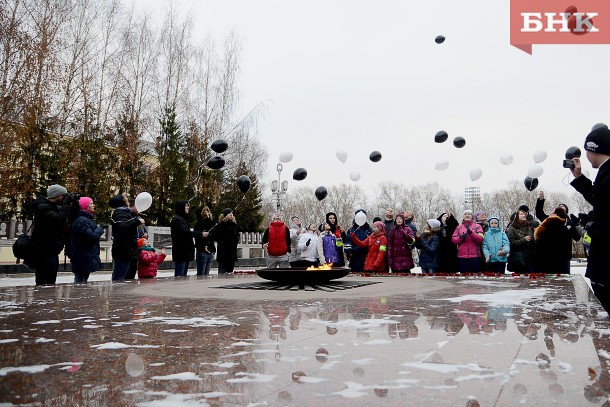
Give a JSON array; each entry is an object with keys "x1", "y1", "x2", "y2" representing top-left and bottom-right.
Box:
[
  {"x1": 387, "y1": 212, "x2": 416, "y2": 273},
  {"x1": 451, "y1": 210, "x2": 485, "y2": 273},
  {"x1": 350, "y1": 221, "x2": 388, "y2": 272},
  {"x1": 482, "y1": 216, "x2": 510, "y2": 274},
  {"x1": 137, "y1": 238, "x2": 167, "y2": 279},
  {"x1": 317, "y1": 222, "x2": 341, "y2": 266},
  {"x1": 416, "y1": 219, "x2": 441, "y2": 274}
]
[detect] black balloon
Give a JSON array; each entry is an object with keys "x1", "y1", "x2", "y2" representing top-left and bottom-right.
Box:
[
  {"x1": 315, "y1": 186, "x2": 328, "y2": 201},
  {"x1": 435, "y1": 35, "x2": 446, "y2": 44},
  {"x1": 435, "y1": 130, "x2": 448, "y2": 143},
  {"x1": 369, "y1": 151, "x2": 382, "y2": 162},
  {"x1": 565, "y1": 146, "x2": 581, "y2": 159},
  {"x1": 453, "y1": 137, "x2": 466, "y2": 148},
  {"x1": 211, "y1": 139, "x2": 229, "y2": 154},
  {"x1": 293, "y1": 168, "x2": 307, "y2": 181},
  {"x1": 236, "y1": 175, "x2": 251, "y2": 193},
  {"x1": 524, "y1": 176, "x2": 539, "y2": 191},
  {"x1": 207, "y1": 155, "x2": 225, "y2": 170}
]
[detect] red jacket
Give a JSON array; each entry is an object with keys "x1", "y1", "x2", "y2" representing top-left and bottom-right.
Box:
[
  {"x1": 264, "y1": 221, "x2": 290, "y2": 256},
  {"x1": 138, "y1": 248, "x2": 167, "y2": 278},
  {"x1": 451, "y1": 220, "x2": 484, "y2": 258},
  {"x1": 351, "y1": 231, "x2": 387, "y2": 271}
]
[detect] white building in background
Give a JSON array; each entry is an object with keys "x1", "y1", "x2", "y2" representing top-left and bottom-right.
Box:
[{"x1": 464, "y1": 186, "x2": 481, "y2": 210}]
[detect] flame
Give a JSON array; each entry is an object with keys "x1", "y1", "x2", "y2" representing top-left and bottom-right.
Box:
[{"x1": 307, "y1": 263, "x2": 333, "y2": 270}]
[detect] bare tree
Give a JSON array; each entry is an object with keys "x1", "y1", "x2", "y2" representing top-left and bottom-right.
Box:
[
  {"x1": 481, "y1": 180, "x2": 538, "y2": 224},
  {"x1": 268, "y1": 184, "x2": 368, "y2": 229}
]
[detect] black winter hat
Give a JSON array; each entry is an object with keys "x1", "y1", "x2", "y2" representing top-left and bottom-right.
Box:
[
  {"x1": 109, "y1": 193, "x2": 129, "y2": 209},
  {"x1": 585, "y1": 127, "x2": 610, "y2": 155},
  {"x1": 518, "y1": 205, "x2": 529, "y2": 213},
  {"x1": 222, "y1": 208, "x2": 233, "y2": 217}
]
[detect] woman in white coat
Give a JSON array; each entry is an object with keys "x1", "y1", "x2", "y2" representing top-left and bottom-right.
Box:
[{"x1": 296, "y1": 224, "x2": 320, "y2": 268}]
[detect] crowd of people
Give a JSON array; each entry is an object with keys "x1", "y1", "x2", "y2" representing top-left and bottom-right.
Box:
[
  {"x1": 23, "y1": 126, "x2": 610, "y2": 311},
  {"x1": 27, "y1": 191, "x2": 240, "y2": 284},
  {"x1": 261, "y1": 202, "x2": 581, "y2": 277}
]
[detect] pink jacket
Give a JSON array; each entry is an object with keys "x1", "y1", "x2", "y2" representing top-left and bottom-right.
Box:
[
  {"x1": 138, "y1": 248, "x2": 167, "y2": 279},
  {"x1": 451, "y1": 220, "x2": 484, "y2": 258}
]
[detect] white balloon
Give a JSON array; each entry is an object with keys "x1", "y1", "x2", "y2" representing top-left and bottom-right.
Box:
[
  {"x1": 355, "y1": 211, "x2": 367, "y2": 226},
  {"x1": 500, "y1": 154, "x2": 513, "y2": 165},
  {"x1": 434, "y1": 160, "x2": 449, "y2": 171},
  {"x1": 527, "y1": 164, "x2": 544, "y2": 178},
  {"x1": 279, "y1": 151, "x2": 293, "y2": 163},
  {"x1": 469, "y1": 167, "x2": 483, "y2": 181},
  {"x1": 349, "y1": 171, "x2": 361, "y2": 182},
  {"x1": 533, "y1": 149, "x2": 547, "y2": 163},
  {"x1": 135, "y1": 192, "x2": 152, "y2": 212},
  {"x1": 336, "y1": 150, "x2": 348, "y2": 164}
]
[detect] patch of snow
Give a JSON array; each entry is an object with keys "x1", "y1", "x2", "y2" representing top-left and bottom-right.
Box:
[
  {"x1": 362, "y1": 339, "x2": 392, "y2": 345},
  {"x1": 0, "y1": 339, "x2": 18, "y2": 344},
  {"x1": 297, "y1": 376, "x2": 328, "y2": 384},
  {"x1": 0, "y1": 362, "x2": 82, "y2": 376},
  {"x1": 440, "y1": 288, "x2": 550, "y2": 306},
  {"x1": 351, "y1": 358, "x2": 375, "y2": 365},
  {"x1": 226, "y1": 372, "x2": 276, "y2": 383},
  {"x1": 91, "y1": 342, "x2": 160, "y2": 350},
  {"x1": 150, "y1": 372, "x2": 203, "y2": 381}
]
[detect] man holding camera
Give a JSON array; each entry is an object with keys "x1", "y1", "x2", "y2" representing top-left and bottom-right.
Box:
[
  {"x1": 30, "y1": 184, "x2": 80, "y2": 285},
  {"x1": 570, "y1": 126, "x2": 610, "y2": 312}
]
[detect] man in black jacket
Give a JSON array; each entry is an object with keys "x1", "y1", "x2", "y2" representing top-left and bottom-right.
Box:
[
  {"x1": 571, "y1": 126, "x2": 610, "y2": 312},
  {"x1": 31, "y1": 184, "x2": 80, "y2": 285}
]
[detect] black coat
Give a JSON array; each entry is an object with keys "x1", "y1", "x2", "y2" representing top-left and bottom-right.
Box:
[
  {"x1": 31, "y1": 196, "x2": 78, "y2": 256},
  {"x1": 571, "y1": 159, "x2": 610, "y2": 285},
  {"x1": 194, "y1": 214, "x2": 216, "y2": 254},
  {"x1": 111, "y1": 207, "x2": 141, "y2": 260},
  {"x1": 170, "y1": 201, "x2": 200, "y2": 262},
  {"x1": 436, "y1": 213, "x2": 459, "y2": 273},
  {"x1": 534, "y1": 215, "x2": 572, "y2": 274},
  {"x1": 210, "y1": 219, "x2": 240, "y2": 264},
  {"x1": 70, "y1": 211, "x2": 104, "y2": 273}
]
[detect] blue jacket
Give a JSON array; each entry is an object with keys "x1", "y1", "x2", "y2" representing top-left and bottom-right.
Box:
[
  {"x1": 70, "y1": 211, "x2": 104, "y2": 273},
  {"x1": 416, "y1": 234, "x2": 440, "y2": 270},
  {"x1": 482, "y1": 227, "x2": 510, "y2": 263},
  {"x1": 345, "y1": 223, "x2": 372, "y2": 272}
]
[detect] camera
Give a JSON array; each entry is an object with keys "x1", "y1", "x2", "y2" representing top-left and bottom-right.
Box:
[
  {"x1": 63, "y1": 192, "x2": 81, "y2": 205},
  {"x1": 562, "y1": 159, "x2": 575, "y2": 169}
]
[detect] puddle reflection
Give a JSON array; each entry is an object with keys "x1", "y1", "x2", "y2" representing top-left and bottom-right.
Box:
[{"x1": 0, "y1": 277, "x2": 608, "y2": 405}]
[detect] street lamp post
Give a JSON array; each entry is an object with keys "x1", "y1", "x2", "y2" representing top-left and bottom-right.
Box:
[{"x1": 271, "y1": 163, "x2": 288, "y2": 213}]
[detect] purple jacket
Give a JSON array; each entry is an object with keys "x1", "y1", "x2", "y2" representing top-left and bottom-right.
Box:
[
  {"x1": 387, "y1": 225, "x2": 416, "y2": 271},
  {"x1": 451, "y1": 220, "x2": 484, "y2": 258},
  {"x1": 317, "y1": 232, "x2": 339, "y2": 265}
]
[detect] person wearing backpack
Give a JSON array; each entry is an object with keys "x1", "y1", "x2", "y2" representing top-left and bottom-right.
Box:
[{"x1": 30, "y1": 184, "x2": 80, "y2": 285}]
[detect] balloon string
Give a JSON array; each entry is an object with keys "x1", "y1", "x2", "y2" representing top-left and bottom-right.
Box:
[{"x1": 204, "y1": 195, "x2": 246, "y2": 234}]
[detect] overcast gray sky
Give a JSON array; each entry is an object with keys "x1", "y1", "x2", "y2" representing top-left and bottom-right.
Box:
[{"x1": 137, "y1": 0, "x2": 610, "y2": 196}]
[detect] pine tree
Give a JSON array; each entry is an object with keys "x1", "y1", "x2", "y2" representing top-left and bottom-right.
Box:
[{"x1": 152, "y1": 104, "x2": 190, "y2": 225}]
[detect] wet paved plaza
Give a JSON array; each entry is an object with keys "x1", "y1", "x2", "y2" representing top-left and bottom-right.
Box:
[{"x1": 1, "y1": 274, "x2": 609, "y2": 406}]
